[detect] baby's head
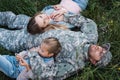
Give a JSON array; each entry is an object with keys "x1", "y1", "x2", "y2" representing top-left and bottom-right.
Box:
[{"x1": 38, "y1": 37, "x2": 62, "y2": 58}]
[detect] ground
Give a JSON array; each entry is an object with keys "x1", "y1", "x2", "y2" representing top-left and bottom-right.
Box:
[{"x1": 0, "y1": 0, "x2": 120, "y2": 80}]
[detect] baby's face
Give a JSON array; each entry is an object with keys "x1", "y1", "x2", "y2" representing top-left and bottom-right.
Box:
[{"x1": 38, "y1": 43, "x2": 53, "y2": 58}]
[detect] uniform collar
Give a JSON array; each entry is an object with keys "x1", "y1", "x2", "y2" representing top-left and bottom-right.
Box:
[{"x1": 83, "y1": 43, "x2": 91, "y2": 60}]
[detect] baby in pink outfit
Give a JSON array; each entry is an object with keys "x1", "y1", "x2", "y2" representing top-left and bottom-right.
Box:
[
  {"x1": 44, "y1": 0, "x2": 89, "y2": 25},
  {"x1": 60, "y1": 0, "x2": 81, "y2": 14},
  {"x1": 51, "y1": 0, "x2": 83, "y2": 21}
]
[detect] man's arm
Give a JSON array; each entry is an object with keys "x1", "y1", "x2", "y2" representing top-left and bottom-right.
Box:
[
  {"x1": 80, "y1": 18, "x2": 98, "y2": 43},
  {"x1": 64, "y1": 14, "x2": 98, "y2": 43}
]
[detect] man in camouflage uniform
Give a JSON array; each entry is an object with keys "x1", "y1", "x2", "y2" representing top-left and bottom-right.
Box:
[
  {"x1": 0, "y1": 11, "x2": 112, "y2": 80},
  {"x1": 0, "y1": 11, "x2": 98, "y2": 52}
]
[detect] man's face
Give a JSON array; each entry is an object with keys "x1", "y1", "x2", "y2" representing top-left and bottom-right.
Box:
[
  {"x1": 35, "y1": 14, "x2": 50, "y2": 28},
  {"x1": 89, "y1": 45, "x2": 106, "y2": 64}
]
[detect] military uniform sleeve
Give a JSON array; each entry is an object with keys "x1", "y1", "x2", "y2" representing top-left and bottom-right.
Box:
[
  {"x1": 0, "y1": 11, "x2": 30, "y2": 29},
  {"x1": 64, "y1": 14, "x2": 98, "y2": 43},
  {"x1": 80, "y1": 18, "x2": 98, "y2": 43},
  {"x1": 53, "y1": 58, "x2": 85, "y2": 80}
]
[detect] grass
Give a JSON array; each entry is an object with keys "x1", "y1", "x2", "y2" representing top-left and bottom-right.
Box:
[{"x1": 0, "y1": 0, "x2": 120, "y2": 80}]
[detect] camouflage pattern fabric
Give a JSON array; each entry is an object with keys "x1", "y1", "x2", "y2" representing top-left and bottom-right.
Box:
[
  {"x1": 0, "y1": 11, "x2": 30, "y2": 29},
  {"x1": 0, "y1": 11, "x2": 98, "y2": 79},
  {"x1": 27, "y1": 44, "x2": 90, "y2": 80},
  {"x1": 0, "y1": 11, "x2": 98, "y2": 52},
  {"x1": 27, "y1": 51, "x2": 56, "y2": 80}
]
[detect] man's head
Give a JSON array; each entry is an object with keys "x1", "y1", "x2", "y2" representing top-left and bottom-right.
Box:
[{"x1": 88, "y1": 43, "x2": 112, "y2": 67}]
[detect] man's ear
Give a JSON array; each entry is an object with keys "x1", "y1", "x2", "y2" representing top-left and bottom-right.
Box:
[{"x1": 89, "y1": 58, "x2": 97, "y2": 65}]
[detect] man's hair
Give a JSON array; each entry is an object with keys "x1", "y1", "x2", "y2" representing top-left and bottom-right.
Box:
[
  {"x1": 95, "y1": 43, "x2": 112, "y2": 67},
  {"x1": 42, "y1": 37, "x2": 62, "y2": 57}
]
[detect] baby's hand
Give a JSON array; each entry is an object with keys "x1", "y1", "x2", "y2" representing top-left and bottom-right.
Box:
[
  {"x1": 19, "y1": 58, "x2": 28, "y2": 67},
  {"x1": 53, "y1": 4, "x2": 62, "y2": 10},
  {"x1": 19, "y1": 58, "x2": 31, "y2": 71},
  {"x1": 16, "y1": 54, "x2": 27, "y2": 66}
]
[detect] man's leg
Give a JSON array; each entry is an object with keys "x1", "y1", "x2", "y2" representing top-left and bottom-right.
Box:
[{"x1": 0, "y1": 11, "x2": 30, "y2": 29}]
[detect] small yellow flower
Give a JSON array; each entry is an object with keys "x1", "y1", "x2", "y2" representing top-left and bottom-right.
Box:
[
  {"x1": 108, "y1": 20, "x2": 113, "y2": 25},
  {"x1": 118, "y1": 68, "x2": 120, "y2": 70},
  {"x1": 102, "y1": 16, "x2": 105, "y2": 20},
  {"x1": 110, "y1": 20, "x2": 113, "y2": 24}
]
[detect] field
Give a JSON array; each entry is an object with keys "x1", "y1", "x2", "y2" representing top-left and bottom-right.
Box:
[{"x1": 0, "y1": 0, "x2": 120, "y2": 80}]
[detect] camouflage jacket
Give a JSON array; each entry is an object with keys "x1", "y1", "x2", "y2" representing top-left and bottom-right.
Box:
[
  {"x1": 0, "y1": 11, "x2": 98, "y2": 79},
  {"x1": 16, "y1": 50, "x2": 56, "y2": 80},
  {"x1": 18, "y1": 44, "x2": 91, "y2": 80},
  {"x1": 23, "y1": 51, "x2": 56, "y2": 80},
  {"x1": 28, "y1": 51, "x2": 56, "y2": 80},
  {"x1": 0, "y1": 11, "x2": 98, "y2": 52},
  {"x1": 17, "y1": 40, "x2": 90, "y2": 80},
  {"x1": 34, "y1": 44, "x2": 90, "y2": 80}
]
